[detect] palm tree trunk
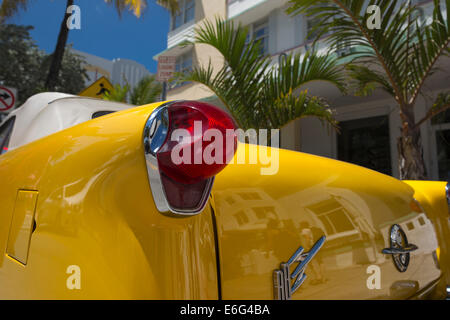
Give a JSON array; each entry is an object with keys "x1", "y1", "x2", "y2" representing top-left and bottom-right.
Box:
[
  {"x1": 45, "y1": 0, "x2": 74, "y2": 91},
  {"x1": 397, "y1": 106, "x2": 427, "y2": 180}
]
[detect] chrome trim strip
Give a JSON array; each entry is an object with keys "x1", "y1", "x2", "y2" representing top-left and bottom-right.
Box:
[
  {"x1": 144, "y1": 103, "x2": 171, "y2": 213},
  {"x1": 382, "y1": 244, "x2": 418, "y2": 254},
  {"x1": 446, "y1": 183, "x2": 450, "y2": 208},
  {"x1": 143, "y1": 101, "x2": 214, "y2": 216}
]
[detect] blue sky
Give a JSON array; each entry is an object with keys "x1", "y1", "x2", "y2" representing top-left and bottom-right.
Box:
[{"x1": 5, "y1": 0, "x2": 170, "y2": 73}]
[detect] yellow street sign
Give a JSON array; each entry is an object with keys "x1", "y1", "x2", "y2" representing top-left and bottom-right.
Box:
[{"x1": 79, "y1": 76, "x2": 113, "y2": 98}]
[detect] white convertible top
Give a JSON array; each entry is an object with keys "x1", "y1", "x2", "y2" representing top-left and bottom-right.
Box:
[{"x1": 2, "y1": 92, "x2": 134, "y2": 151}]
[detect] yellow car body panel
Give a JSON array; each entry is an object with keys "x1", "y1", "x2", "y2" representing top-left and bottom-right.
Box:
[
  {"x1": 213, "y1": 145, "x2": 443, "y2": 299},
  {"x1": 6, "y1": 190, "x2": 39, "y2": 265},
  {"x1": 0, "y1": 102, "x2": 218, "y2": 299},
  {"x1": 0, "y1": 101, "x2": 446, "y2": 299},
  {"x1": 402, "y1": 180, "x2": 450, "y2": 286}
]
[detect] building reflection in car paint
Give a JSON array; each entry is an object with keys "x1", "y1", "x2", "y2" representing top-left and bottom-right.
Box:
[
  {"x1": 213, "y1": 145, "x2": 441, "y2": 300},
  {"x1": 214, "y1": 185, "x2": 440, "y2": 299}
]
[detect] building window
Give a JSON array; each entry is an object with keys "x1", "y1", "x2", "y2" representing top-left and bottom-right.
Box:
[
  {"x1": 306, "y1": 16, "x2": 321, "y2": 42},
  {"x1": 338, "y1": 115, "x2": 392, "y2": 176},
  {"x1": 335, "y1": 40, "x2": 357, "y2": 58},
  {"x1": 234, "y1": 210, "x2": 249, "y2": 225},
  {"x1": 432, "y1": 109, "x2": 450, "y2": 182},
  {"x1": 307, "y1": 198, "x2": 356, "y2": 236},
  {"x1": 176, "y1": 51, "x2": 193, "y2": 75},
  {"x1": 171, "y1": 0, "x2": 195, "y2": 30},
  {"x1": 253, "y1": 19, "x2": 269, "y2": 56},
  {"x1": 306, "y1": 3, "x2": 338, "y2": 43},
  {"x1": 435, "y1": 129, "x2": 450, "y2": 181},
  {"x1": 406, "y1": 222, "x2": 415, "y2": 230},
  {"x1": 306, "y1": 15, "x2": 334, "y2": 42},
  {"x1": 409, "y1": 7, "x2": 425, "y2": 34},
  {"x1": 244, "y1": 18, "x2": 269, "y2": 57},
  {"x1": 418, "y1": 216, "x2": 426, "y2": 226},
  {"x1": 170, "y1": 50, "x2": 194, "y2": 89}
]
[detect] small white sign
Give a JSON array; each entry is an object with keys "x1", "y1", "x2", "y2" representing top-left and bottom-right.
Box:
[
  {"x1": 0, "y1": 86, "x2": 17, "y2": 112},
  {"x1": 157, "y1": 56, "x2": 176, "y2": 82}
]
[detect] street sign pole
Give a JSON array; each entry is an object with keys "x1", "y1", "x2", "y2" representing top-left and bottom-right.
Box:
[
  {"x1": 156, "y1": 56, "x2": 176, "y2": 102},
  {"x1": 161, "y1": 81, "x2": 167, "y2": 101}
]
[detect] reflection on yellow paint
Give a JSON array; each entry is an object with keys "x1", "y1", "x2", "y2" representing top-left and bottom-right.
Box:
[
  {"x1": 0, "y1": 101, "x2": 446, "y2": 299},
  {"x1": 214, "y1": 144, "x2": 442, "y2": 299}
]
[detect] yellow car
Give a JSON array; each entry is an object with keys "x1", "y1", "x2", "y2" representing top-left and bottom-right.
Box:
[{"x1": 0, "y1": 93, "x2": 449, "y2": 299}]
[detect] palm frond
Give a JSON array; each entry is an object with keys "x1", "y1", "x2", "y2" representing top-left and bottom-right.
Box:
[
  {"x1": 345, "y1": 63, "x2": 394, "y2": 96},
  {"x1": 156, "y1": 0, "x2": 180, "y2": 15},
  {"x1": 104, "y1": 0, "x2": 148, "y2": 18},
  {"x1": 130, "y1": 75, "x2": 162, "y2": 105},
  {"x1": 287, "y1": 0, "x2": 450, "y2": 109},
  {"x1": 0, "y1": 0, "x2": 29, "y2": 23},
  {"x1": 409, "y1": 0, "x2": 450, "y2": 104},
  {"x1": 181, "y1": 17, "x2": 345, "y2": 131},
  {"x1": 103, "y1": 83, "x2": 130, "y2": 103},
  {"x1": 287, "y1": 0, "x2": 416, "y2": 104},
  {"x1": 268, "y1": 89, "x2": 338, "y2": 130}
]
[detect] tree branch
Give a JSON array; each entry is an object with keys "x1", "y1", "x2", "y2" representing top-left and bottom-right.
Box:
[{"x1": 415, "y1": 102, "x2": 450, "y2": 128}]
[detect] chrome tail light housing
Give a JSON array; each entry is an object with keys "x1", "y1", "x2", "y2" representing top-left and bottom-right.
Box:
[{"x1": 144, "y1": 101, "x2": 237, "y2": 216}]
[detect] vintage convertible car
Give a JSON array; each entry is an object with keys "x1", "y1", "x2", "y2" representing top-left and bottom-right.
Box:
[{"x1": 0, "y1": 92, "x2": 449, "y2": 299}]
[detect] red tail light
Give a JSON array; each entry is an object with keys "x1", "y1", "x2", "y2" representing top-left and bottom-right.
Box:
[{"x1": 144, "y1": 101, "x2": 237, "y2": 215}]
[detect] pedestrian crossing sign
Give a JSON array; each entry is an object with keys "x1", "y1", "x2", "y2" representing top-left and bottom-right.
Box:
[{"x1": 79, "y1": 76, "x2": 114, "y2": 99}]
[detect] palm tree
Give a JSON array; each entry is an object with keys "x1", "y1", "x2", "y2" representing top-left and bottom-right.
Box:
[
  {"x1": 287, "y1": 0, "x2": 450, "y2": 180},
  {"x1": 180, "y1": 18, "x2": 346, "y2": 132},
  {"x1": 103, "y1": 83, "x2": 131, "y2": 103},
  {"x1": 0, "y1": 0, "x2": 179, "y2": 91},
  {"x1": 130, "y1": 75, "x2": 162, "y2": 105},
  {"x1": 103, "y1": 75, "x2": 162, "y2": 104}
]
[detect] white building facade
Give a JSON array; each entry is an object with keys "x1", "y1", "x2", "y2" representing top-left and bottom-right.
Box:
[
  {"x1": 72, "y1": 49, "x2": 151, "y2": 90},
  {"x1": 155, "y1": 0, "x2": 227, "y2": 102},
  {"x1": 157, "y1": 0, "x2": 450, "y2": 182}
]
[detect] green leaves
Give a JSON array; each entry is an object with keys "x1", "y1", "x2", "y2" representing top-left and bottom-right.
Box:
[
  {"x1": 130, "y1": 75, "x2": 162, "y2": 105},
  {"x1": 104, "y1": 0, "x2": 148, "y2": 18},
  {"x1": 181, "y1": 17, "x2": 345, "y2": 130},
  {"x1": 287, "y1": 0, "x2": 450, "y2": 179},
  {"x1": 287, "y1": 0, "x2": 450, "y2": 110},
  {"x1": 103, "y1": 75, "x2": 162, "y2": 105},
  {"x1": 409, "y1": 0, "x2": 450, "y2": 104},
  {"x1": 0, "y1": 0, "x2": 28, "y2": 23},
  {"x1": 0, "y1": 24, "x2": 88, "y2": 105},
  {"x1": 345, "y1": 63, "x2": 394, "y2": 97},
  {"x1": 156, "y1": 0, "x2": 180, "y2": 15},
  {"x1": 103, "y1": 83, "x2": 130, "y2": 103}
]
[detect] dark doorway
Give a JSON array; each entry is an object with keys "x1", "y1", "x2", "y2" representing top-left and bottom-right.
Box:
[
  {"x1": 338, "y1": 115, "x2": 392, "y2": 175},
  {"x1": 435, "y1": 129, "x2": 450, "y2": 182},
  {"x1": 432, "y1": 109, "x2": 450, "y2": 182}
]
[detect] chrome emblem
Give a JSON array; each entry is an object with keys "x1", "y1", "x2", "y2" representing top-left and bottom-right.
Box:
[
  {"x1": 273, "y1": 236, "x2": 326, "y2": 300},
  {"x1": 382, "y1": 224, "x2": 418, "y2": 273}
]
